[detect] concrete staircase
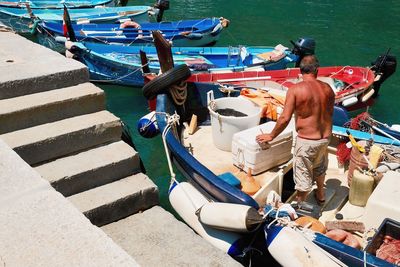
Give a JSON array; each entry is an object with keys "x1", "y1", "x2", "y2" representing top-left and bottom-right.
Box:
[
  {"x1": 0, "y1": 32, "x2": 241, "y2": 266},
  {"x1": 0, "y1": 34, "x2": 158, "y2": 227}
]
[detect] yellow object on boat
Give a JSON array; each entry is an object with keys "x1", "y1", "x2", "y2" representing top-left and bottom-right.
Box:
[
  {"x1": 346, "y1": 130, "x2": 366, "y2": 153},
  {"x1": 369, "y1": 144, "x2": 384, "y2": 168}
]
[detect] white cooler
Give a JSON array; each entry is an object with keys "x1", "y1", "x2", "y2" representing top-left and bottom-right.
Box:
[{"x1": 232, "y1": 121, "x2": 294, "y2": 175}]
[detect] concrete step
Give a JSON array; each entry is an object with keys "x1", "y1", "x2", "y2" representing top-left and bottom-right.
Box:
[
  {"x1": 0, "y1": 139, "x2": 138, "y2": 267},
  {"x1": 101, "y1": 206, "x2": 242, "y2": 267},
  {"x1": 68, "y1": 173, "x2": 159, "y2": 227},
  {"x1": 0, "y1": 83, "x2": 105, "y2": 134},
  {"x1": 0, "y1": 110, "x2": 121, "y2": 165},
  {"x1": 0, "y1": 32, "x2": 88, "y2": 100},
  {"x1": 35, "y1": 141, "x2": 140, "y2": 196}
]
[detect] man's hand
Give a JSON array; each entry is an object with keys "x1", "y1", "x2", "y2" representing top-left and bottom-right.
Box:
[{"x1": 256, "y1": 133, "x2": 274, "y2": 144}]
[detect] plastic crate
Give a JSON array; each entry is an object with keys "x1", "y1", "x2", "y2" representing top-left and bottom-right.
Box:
[{"x1": 365, "y1": 218, "x2": 400, "y2": 255}]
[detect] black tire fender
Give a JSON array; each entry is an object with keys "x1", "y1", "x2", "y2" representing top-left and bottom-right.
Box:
[{"x1": 142, "y1": 64, "x2": 191, "y2": 100}]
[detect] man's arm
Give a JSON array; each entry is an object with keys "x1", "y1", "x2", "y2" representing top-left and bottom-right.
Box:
[{"x1": 256, "y1": 87, "x2": 296, "y2": 143}]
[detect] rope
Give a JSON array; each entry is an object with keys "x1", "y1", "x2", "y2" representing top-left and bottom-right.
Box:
[
  {"x1": 328, "y1": 66, "x2": 350, "y2": 77},
  {"x1": 169, "y1": 80, "x2": 187, "y2": 106},
  {"x1": 90, "y1": 61, "x2": 150, "y2": 83},
  {"x1": 160, "y1": 112, "x2": 202, "y2": 211},
  {"x1": 161, "y1": 112, "x2": 180, "y2": 184}
]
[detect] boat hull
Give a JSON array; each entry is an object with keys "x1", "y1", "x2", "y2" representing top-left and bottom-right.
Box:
[
  {"x1": 189, "y1": 65, "x2": 376, "y2": 112},
  {"x1": 0, "y1": 0, "x2": 116, "y2": 9},
  {"x1": 67, "y1": 41, "x2": 298, "y2": 86},
  {"x1": 0, "y1": 6, "x2": 153, "y2": 33},
  {"x1": 35, "y1": 18, "x2": 226, "y2": 52}
]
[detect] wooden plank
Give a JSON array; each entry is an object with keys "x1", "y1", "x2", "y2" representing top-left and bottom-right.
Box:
[{"x1": 325, "y1": 220, "x2": 365, "y2": 232}]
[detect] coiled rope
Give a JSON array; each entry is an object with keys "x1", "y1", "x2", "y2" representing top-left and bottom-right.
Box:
[{"x1": 169, "y1": 80, "x2": 187, "y2": 106}]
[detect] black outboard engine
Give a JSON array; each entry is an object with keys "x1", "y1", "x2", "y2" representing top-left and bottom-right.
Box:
[
  {"x1": 371, "y1": 51, "x2": 397, "y2": 97},
  {"x1": 290, "y1": 37, "x2": 316, "y2": 67},
  {"x1": 154, "y1": 0, "x2": 170, "y2": 22}
]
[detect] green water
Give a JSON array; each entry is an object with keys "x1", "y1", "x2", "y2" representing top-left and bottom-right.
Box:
[{"x1": 99, "y1": 0, "x2": 400, "y2": 211}]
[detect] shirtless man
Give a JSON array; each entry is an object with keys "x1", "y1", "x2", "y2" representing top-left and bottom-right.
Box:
[{"x1": 256, "y1": 55, "x2": 335, "y2": 204}]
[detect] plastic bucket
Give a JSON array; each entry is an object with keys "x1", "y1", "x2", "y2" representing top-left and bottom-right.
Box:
[
  {"x1": 347, "y1": 143, "x2": 369, "y2": 186},
  {"x1": 207, "y1": 91, "x2": 261, "y2": 151}
]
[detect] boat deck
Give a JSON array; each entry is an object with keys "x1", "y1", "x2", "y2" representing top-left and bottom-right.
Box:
[{"x1": 182, "y1": 124, "x2": 350, "y2": 222}]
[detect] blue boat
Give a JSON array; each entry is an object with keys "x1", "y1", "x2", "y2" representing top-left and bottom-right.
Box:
[
  {"x1": 65, "y1": 40, "x2": 299, "y2": 86},
  {"x1": 333, "y1": 125, "x2": 400, "y2": 146},
  {"x1": 148, "y1": 72, "x2": 399, "y2": 266},
  {"x1": 0, "y1": 5, "x2": 160, "y2": 33},
  {"x1": 265, "y1": 225, "x2": 395, "y2": 266},
  {"x1": 35, "y1": 17, "x2": 229, "y2": 52},
  {"x1": 136, "y1": 37, "x2": 399, "y2": 265},
  {"x1": 0, "y1": 0, "x2": 117, "y2": 9}
]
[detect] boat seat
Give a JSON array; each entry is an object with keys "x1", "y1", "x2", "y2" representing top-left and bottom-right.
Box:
[
  {"x1": 255, "y1": 51, "x2": 285, "y2": 62},
  {"x1": 317, "y1": 77, "x2": 340, "y2": 93},
  {"x1": 286, "y1": 76, "x2": 340, "y2": 93},
  {"x1": 260, "y1": 80, "x2": 288, "y2": 92}
]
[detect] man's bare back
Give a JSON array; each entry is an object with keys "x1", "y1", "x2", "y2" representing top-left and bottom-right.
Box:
[
  {"x1": 255, "y1": 54, "x2": 335, "y2": 202},
  {"x1": 293, "y1": 78, "x2": 335, "y2": 140},
  {"x1": 255, "y1": 74, "x2": 335, "y2": 144}
]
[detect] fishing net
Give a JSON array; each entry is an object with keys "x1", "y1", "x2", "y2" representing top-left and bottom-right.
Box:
[
  {"x1": 336, "y1": 142, "x2": 351, "y2": 166},
  {"x1": 336, "y1": 112, "x2": 372, "y2": 165},
  {"x1": 343, "y1": 111, "x2": 372, "y2": 131}
]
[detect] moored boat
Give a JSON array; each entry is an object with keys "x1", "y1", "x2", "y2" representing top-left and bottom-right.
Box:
[
  {"x1": 0, "y1": 5, "x2": 162, "y2": 33},
  {"x1": 185, "y1": 56, "x2": 396, "y2": 112},
  {"x1": 138, "y1": 38, "x2": 400, "y2": 266},
  {"x1": 64, "y1": 36, "x2": 301, "y2": 86},
  {"x1": 0, "y1": 0, "x2": 118, "y2": 9},
  {"x1": 35, "y1": 16, "x2": 229, "y2": 52}
]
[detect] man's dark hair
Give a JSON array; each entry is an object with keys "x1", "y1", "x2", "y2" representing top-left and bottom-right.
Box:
[{"x1": 300, "y1": 55, "x2": 319, "y2": 75}]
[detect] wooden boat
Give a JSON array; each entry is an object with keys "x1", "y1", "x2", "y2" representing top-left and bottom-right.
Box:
[
  {"x1": 35, "y1": 17, "x2": 229, "y2": 52},
  {"x1": 186, "y1": 61, "x2": 395, "y2": 113},
  {"x1": 184, "y1": 47, "x2": 397, "y2": 113},
  {"x1": 137, "y1": 35, "x2": 400, "y2": 266},
  {"x1": 146, "y1": 73, "x2": 400, "y2": 266},
  {"x1": 0, "y1": 0, "x2": 117, "y2": 9},
  {"x1": 64, "y1": 37, "x2": 300, "y2": 86},
  {"x1": 0, "y1": 5, "x2": 160, "y2": 33}
]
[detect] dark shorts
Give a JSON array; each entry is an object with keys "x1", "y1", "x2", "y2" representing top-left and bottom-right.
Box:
[{"x1": 293, "y1": 136, "x2": 330, "y2": 192}]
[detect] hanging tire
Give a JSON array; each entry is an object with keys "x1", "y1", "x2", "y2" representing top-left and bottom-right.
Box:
[{"x1": 142, "y1": 64, "x2": 191, "y2": 100}]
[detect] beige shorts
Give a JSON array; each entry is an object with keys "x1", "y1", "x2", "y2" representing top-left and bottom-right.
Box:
[{"x1": 293, "y1": 136, "x2": 330, "y2": 192}]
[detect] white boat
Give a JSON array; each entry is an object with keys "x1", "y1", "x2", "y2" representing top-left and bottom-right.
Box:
[{"x1": 138, "y1": 36, "x2": 400, "y2": 265}]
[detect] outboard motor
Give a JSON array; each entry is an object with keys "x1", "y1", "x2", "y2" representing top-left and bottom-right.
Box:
[
  {"x1": 291, "y1": 37, "x2": 316, "y2": 67},
  {"x1": 154, "y1": 0, "x2": 170, "y2": 22},
  {"x1": 371, "y1": 51, "x2": 397, "y2": 97}
]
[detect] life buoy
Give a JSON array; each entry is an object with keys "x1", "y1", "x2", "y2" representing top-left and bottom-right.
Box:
[
  {"x1": 142, "y1": 64, "x2": 191, "y2": 100},
  {"x1": 119, "y1": 20, "x2": 141, "y2": 29},
  {"x1": 120, "y1": 20, "x2": 143, "y2": 38}
]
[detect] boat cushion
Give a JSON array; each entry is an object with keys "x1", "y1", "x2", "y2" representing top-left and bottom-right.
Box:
[{"x1": 218, "y1": 172, "x2": 241, "y2": 188}]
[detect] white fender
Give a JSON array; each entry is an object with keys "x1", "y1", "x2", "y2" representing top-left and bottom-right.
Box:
[
  {"x1": 341, "y1": 96, "x2": 358, "y2": 107},
  {"x1": 361, "y1": 88, "x2": 375, "y2": 102},
  {"x1": 54, "y1": 36, "x2": 67, "y2": 44},
  {"x1": 197, "y1": 202, "x2": 263, "y2": 232},
  {"x1": 169, "y1": 182, "x2": 242, "y2": 253},
  {"x1": 266, "y1": 226, "x2": 342, "y2": 267},
  {"x1": 390, "y1": 124, "x2": 400, "y2": 131}
]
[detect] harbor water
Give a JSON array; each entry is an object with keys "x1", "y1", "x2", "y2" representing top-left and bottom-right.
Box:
[{"x1": 99, "y1": 0, "x2": 400, "y2": 212}]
